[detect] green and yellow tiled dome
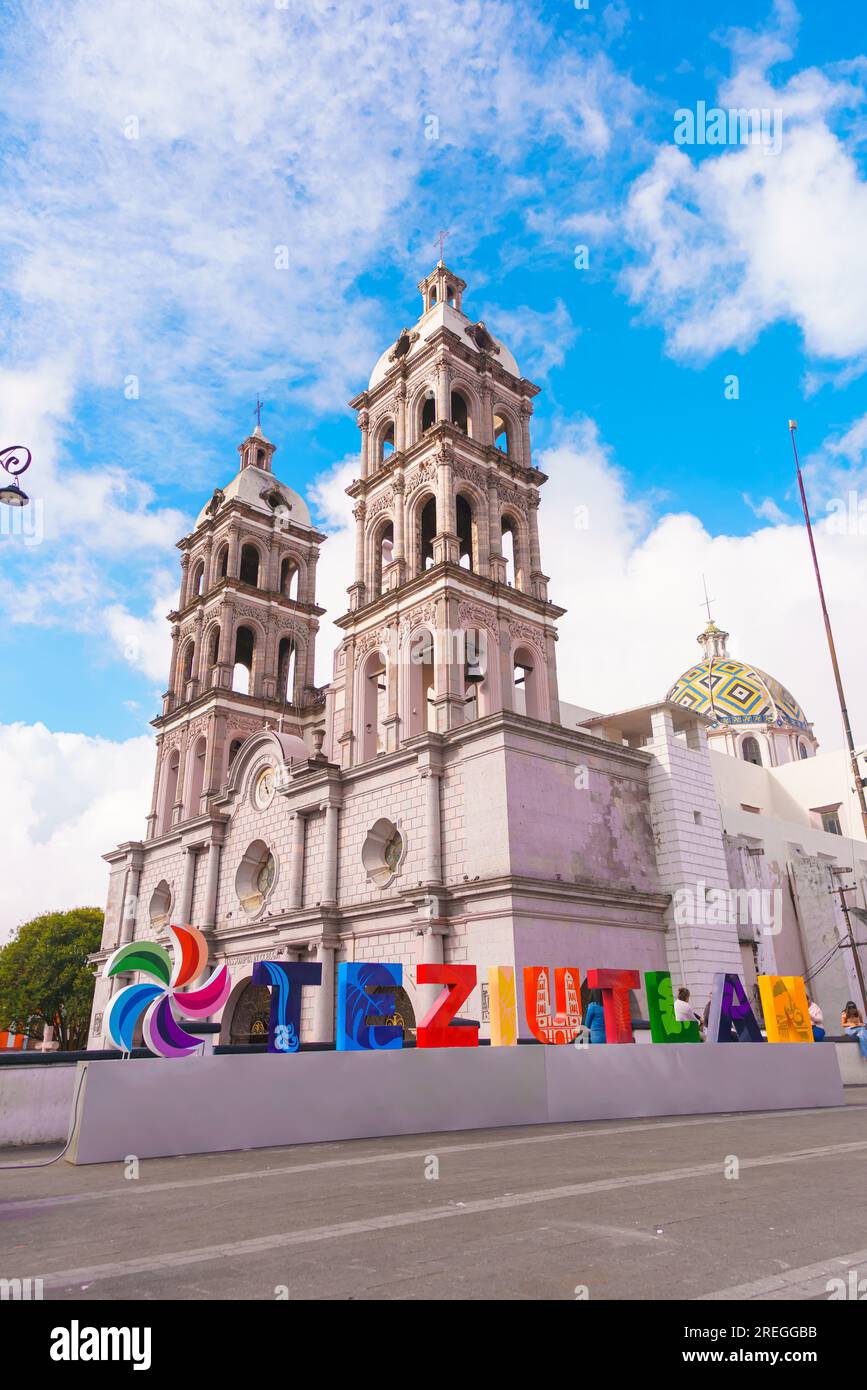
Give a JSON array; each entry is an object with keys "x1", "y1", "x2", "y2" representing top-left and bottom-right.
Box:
[{"x1": 667, "y1": 623, "x2": 810, "y2": 730}]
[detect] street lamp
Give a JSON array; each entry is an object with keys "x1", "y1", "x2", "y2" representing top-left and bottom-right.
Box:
[{"x1": 0, "y1": 446, "x2": 31, "y2": 507}]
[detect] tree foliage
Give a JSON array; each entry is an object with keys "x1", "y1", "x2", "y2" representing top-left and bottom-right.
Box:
[{"x1": 0, "y1": 908, "x2": 103, "y2": 1051}]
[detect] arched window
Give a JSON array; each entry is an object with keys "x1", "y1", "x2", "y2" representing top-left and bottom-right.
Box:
[
  {"x1": 501, "y1": 518, "x2": 516, "y2": 586},
  {"x1": 181, "y1": 639, "x2": 195, "y2": 692},
  {"x1": 228, "y1": 738, "x2": 243, "y2": 772},
  {"x1": 456, "y1": 494, "x2": 476, "y2": 571},
  {"x1": 798, "y1": 739, "x2": 809, "y2": 760},
  {"x1": 418, "y1": 495, "x2": 436, "y2": 572},
  {"x1": 160, "y1": 749, "x2": 180, "y2": 835},
  {"x1": 451, "y1": 389, "x2": 470, "y2": 435},
  {"x1": 191, "y1": 560, "x2": 205, "y2": 598},
  {"x1": 204, "y1": 625, "x2": 220, "y2": 687},
  {"x1": 186, "y1": 736, "x2": 207, "y2": 818},
  {"x1": 232, "y1": 626, "x2": 255, "y2": 694},
  {"x1": 742, "y1": 736, "x2": 762, "y2": 766},
  {"x1": 239, "y1": 544, "x2": 260, "y2": 587},
  {"x1": 406, "y1": 628, "x2": 436, "y2": 738},
  {"x1": 421, "y1": 391, "x2": 436, "y2": 433},
  {"x1": 371, "y1": 519, "x2": 393, "y2": 595},
  {"x1": 377, "y1": 420, "x2": 395, "y2": 466},
  {"x1": 446, "y1": 284, "x2": 456, "y2": 307},
  {"x1": 513, "y1": 646, "x2": 541, "y2": 719},
  {"x1": 216, "y1": 544, "x2": 229, "y2": 580},
  {"x1": 360, "y1": 650, "x2": 388, "y2": 762},
  {"x1": 280, "y1": 556, "x2": 299, "y2": 600},
  {"x1": 493, "y1": 411, "x2": 512, "y2": 457},
  {"x1": 278, "y1": 637, "x2": 297, "y2": 704}
]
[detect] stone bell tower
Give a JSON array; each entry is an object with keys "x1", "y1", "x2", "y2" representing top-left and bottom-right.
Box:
[
  {"x1": 146, "y1": 420, "x2": 327, "y2": 839},
  {"x1": 325, "y1": 260, "x2": 565, "y2": 768}
]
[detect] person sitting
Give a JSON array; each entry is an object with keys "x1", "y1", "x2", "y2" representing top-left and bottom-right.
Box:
[
  {"x1": 584, "y1": 990, "x2": 606, "y2": 1044},
  {"x1": 841, "y1": 1000, "x2": 867, "y2": 1058},
  {"x1": 674, "y1": 987, "x2": 702, "y2": 1028},
  {"x1": 807, "y1": 994, "x2": 825, "y2": 1042}
]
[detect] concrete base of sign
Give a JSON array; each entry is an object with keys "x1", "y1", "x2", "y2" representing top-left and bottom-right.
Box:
[{"x1": 65, "y1": 1042, "x2": 844, "y2": 1165}]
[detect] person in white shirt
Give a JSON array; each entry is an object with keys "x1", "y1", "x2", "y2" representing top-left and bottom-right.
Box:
[
  {"x1": 807, "y1": 994, "x2": 825, "y2": 1041},
  {"x1": 674, "y1": 987, "x2": 702, "y2": 1027}
]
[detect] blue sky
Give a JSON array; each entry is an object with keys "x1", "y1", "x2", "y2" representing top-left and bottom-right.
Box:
[{"x1": 2, "y1": 0, "x2": 867, "y2": 925}]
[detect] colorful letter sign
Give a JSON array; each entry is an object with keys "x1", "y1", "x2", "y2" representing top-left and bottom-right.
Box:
[
  {"x1": 586, "y1": 968, "x2": 640, "y2": 1044},
  {"x1": 416, "y1": 964, "x2": 478, "y2": 1047},
  {"x1": 757, "y1": 974, "x2": 812, "y2": 1043},
  {"x1": 523, "y1": 966, "x2": 582, "y2": 1044},
  {"x1": 706, "y1": 972, "x2": 764, "y2": 1043},
  {"x1": 252, "y1": 960, "x2": 321, "y2": 1053},
  {"x1": 103, "y1": 924, "x2": 231, "y2": 1059},
  {"x1": 336, "y1": 962, "x2": 403, "y2": 1051},
  {"x1": 645, "y1": 971, "x2": 700, "y2": 1044},
  {"x1": 488, "y1": 966, "x2": 517, "y2": 1047}
]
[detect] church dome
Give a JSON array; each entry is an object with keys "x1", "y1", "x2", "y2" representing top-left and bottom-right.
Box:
[
  {"x1": 195, "y1": 465, "x2": 311, "y2": 530},
  {"x1": 369, "y1": 269, "x2": 520, "y2": 390},
  {"x1": 667, "y1": 622, "x2": 810, "y2": 730}
]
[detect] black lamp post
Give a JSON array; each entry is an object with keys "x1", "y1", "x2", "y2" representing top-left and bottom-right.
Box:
[{"x1": 0, "y1": 446, "x2": 31, "y2": 507}]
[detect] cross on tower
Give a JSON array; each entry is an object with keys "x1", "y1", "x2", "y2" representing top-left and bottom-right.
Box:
[
  {"x1": 434, "y1": 229, "x2": 450, "y2": 262},
  {"x1": 255, "y1": 394, "x2": 263, "y2": 429},
  {"x1": 700, "y1": 575, "x2": 715, "y2": 623}
]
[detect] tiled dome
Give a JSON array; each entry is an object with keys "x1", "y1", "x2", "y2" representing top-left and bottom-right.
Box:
[{"x1": 667, "y1": 655, "x2": 810, "y2": 729}]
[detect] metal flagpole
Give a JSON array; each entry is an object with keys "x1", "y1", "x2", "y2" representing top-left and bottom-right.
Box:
[{"x1": 789, "y1": 420, "x2": 867, "y2": 842}]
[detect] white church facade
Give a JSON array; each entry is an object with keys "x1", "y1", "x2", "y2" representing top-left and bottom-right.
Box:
[{"x1": 86, "y1": 262, "x2": 867, "y2": 1047}]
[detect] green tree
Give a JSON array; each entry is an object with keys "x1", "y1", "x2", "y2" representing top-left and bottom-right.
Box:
[{"x1": 0, "y1": 908, "x2": 103, "y2": 1051}]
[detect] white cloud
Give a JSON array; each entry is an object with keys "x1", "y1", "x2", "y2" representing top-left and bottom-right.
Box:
[
  {"x1": 480, "y1": 300, "x2": 580, "y2": 381},
  {"x1": 0, "y1": 723, "x2": 154, "y2": 940},
  {"x1": 537, "y1": 418, "x2": 867, "y2": 747},
  {"x1": 621, "y1": 2, "x2": 867, "y2": 363}
]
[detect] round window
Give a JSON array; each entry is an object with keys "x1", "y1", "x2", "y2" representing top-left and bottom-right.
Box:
[
  {"x1": 149, "y1": 880, "x2": 172, "y2": 928},
  {"x1": 235, "y1": 840, "x2": 277, "y2": 916},
  {"x1": 362, "y1": 818, "x2": 404, "y2": 887}
]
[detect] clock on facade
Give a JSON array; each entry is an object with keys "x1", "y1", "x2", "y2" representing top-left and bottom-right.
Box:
[{"x1": 253, "y1": 766, "x2": 276, "y2": 810}]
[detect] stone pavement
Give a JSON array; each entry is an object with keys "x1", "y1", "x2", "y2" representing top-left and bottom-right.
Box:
[{"x1": 1, "y1": 1093, "x2": 865, "y2": 1300}]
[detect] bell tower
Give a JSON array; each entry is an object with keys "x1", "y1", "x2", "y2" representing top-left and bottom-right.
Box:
[
  {"x1": 146, "y1": 420, "x2": 327, "y2": 839},
  {"x1": 326, "y1": 260, "x2": 564, "y2": 767}
]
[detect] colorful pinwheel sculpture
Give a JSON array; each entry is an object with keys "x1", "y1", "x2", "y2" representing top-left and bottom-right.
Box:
[{"x1": 103, "y1": 924, "x2": 231, "y2": 1058}]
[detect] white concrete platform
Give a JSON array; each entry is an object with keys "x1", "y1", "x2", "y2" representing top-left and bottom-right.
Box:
[{"x1": 65, "y1": 1042, "x2": 845, "y2": 1165}]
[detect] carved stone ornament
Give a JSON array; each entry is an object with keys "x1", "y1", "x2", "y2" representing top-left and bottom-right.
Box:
[{"x1": 204, "y1": 488, "x2": 225, "y2": 517}]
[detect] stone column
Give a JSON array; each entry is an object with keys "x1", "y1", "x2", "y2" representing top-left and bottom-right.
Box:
[
  {"x1": 520, "y1": 401, "x2": 533, "y2": 467},
  {"x1": 353, "y1": 503, "x2": 366, "y2": 587},
  {"x1": 435, "y1": 357, "x2": 450, "y2": 422},
  {"x1": 321, "y1": 801, "x2": 340, "y2": 906},
  {"x1": 202, "y1": 538, "x2": 214, "y2": 592},
  {"x1": 119, "y1": 851, "x2": 143, "y2": 947},
  {"x1": 420, "y1": 766, "x2": 443, "y2": 884},
  {"x1": 310, "y1": 940, "x2": 336, "y2": 1043},
  {"x1": 227, "y1": 525, "x2": 240, "y2": 579},
  {"x1": 527, "y1": 493, "x2": 542, "y2": 574},
  {"x1": 166, "y1": 623, "x2": 181, "y2": 706},
  {"x1": 305, "y1": 548, "x2": 319, "y2": 605},
  {"x1": 393, "y1": 476, "x2": 406, "y2": 564},
  {"x1": 395, "y1": 382, "x2": 407, "y2": 453},
  {"x1": 415, "y1": 920, "x2": 448, "y2": 1017},
  {"x1": 200, "y1": 834, "x2": 223, "y2": 930},
  {"x1": 287, "y1": 811, "x2": 306, "y2": 911},
  {"x1": 178, "y1": 553, "x2": 191, "y2": 609},
  {"x1": 146, "y1": 739, "x2": 162, "y2": 840},
  {"x1": 179, "y1": 845, "x2": 197, "y2": 925},
  {"x1": 359, "y1": 411, "x2": 370, "y2": 480}
]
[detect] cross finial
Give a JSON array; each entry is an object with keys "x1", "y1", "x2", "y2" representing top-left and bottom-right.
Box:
[
  {"x1": 434, "y1": 229, "x2": 450, "y2": 263},
  {"x1": 255, "y1": 393, "x2": 263, "y2": 429},
  {"x1": 700, "y1": 574, "x2": 715, "y2": 624}
]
